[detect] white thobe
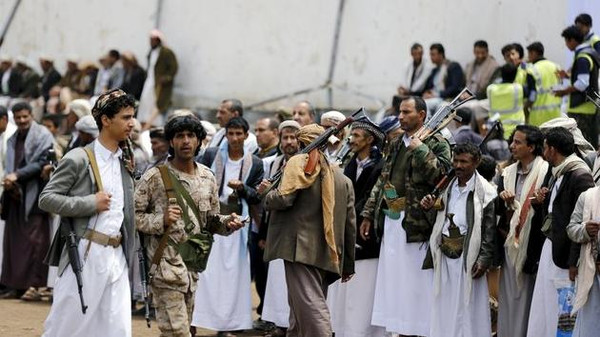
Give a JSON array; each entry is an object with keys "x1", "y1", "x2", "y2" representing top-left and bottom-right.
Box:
[
  {"x1": 261, "y1": 259, "x2": 290, "y2": 328},
  {"x1": 43, "y1": 141, "x2": 131, "y2": 337},
  {"x1": 192, "y1": 157, "x2": 252, "y2": 331},
  {"x1": 430, "y1": 178, "x2": 491, "y2": 337},
  {"x1": 526, "y1": 178, "x2": 569, "y2": 337},
  {"x1": 371, "y1": 213, "x2": 433, "y2": 336},
  {"x1": 327, "y1": 258, "x2": 385, "y2": 337},
  {"x1": 137, "y1": 48, "x2": 159, "y2": 125}
]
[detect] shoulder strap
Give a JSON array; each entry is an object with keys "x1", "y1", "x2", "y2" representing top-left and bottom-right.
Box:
[
  {"x1": 169, "y1": 171, "x2": 203, "y2": 229},
  {"x1": 149, "y1": 165, "x2": 177, "y2": 278},
  {"x1": 84, "y1": 147, "x2": 103, "y2": 191},
  {"x1": 158, "y1": 165, "x2": 176, "y2": 200}
]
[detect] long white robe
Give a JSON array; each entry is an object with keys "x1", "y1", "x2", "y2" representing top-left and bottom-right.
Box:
[
  {"x1": 261, "y1": 259, "x2": 290, "y2": 328},
  {"x1": 46, "y1": 214, "x2": 61, "y2": 287},
  {"x1": 137, "y1": 48, "x2": 159, "y2": 125},
  {"x1": 327, "y1": 258, "x2": 385, "y2": 337},
  {"x1": 526, "y1": 239, "x2": 570, "y2": 337},
  {"x1": 497, "y1": 248, "x2": 535, "y2": 337},
  {"x1": 43, "y1": 142, "x2": 131, "y2": 337},
  {"x1": 573, "y1": 275, "x2": 600, "y2": 336},
  {"x1": 371, "y1": 213, "x2": 433, "y2": 336},
  {"x1": 430, "y1": 256, "x2": 491, "y2": 337},
  {"x1": 192, "y1": 226, "x2": 252, "y2": 331}
]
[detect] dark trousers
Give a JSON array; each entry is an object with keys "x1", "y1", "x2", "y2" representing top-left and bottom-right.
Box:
[{"x1": 249, "y1": 231, "x2": 268, "y2": 316}]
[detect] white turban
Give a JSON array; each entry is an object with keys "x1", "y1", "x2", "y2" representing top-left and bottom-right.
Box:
[{"x1": 75, "y1": 115, "x2": 99, "y2": 138}]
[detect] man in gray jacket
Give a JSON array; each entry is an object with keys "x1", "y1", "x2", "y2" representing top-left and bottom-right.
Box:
[
  {"x1": 0, "y1": 102, "x2": 53, "y2": 299},
  {"x1": 39, "y1": 89, "x2": 137, "y2": 337}
]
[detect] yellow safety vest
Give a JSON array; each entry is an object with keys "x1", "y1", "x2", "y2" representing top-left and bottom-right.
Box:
[
  {"x1": 588, "y1": 34, "x2": 600, "y2": 51},
  {"x1": 568, "y1": 53, "x2": 597, "y2": 115},
  {"x1": 515, "y1": 66, "x2": 527, "y2": 87},
  {"x1": 487, "y1": 83, "x2": 525, "y2": 139},
  {"x1": 528, "y1": 60, "x2": 562, "y2": 126}
]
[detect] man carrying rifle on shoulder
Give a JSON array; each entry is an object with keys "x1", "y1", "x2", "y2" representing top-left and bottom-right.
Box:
[
  {"x1": 39, "y1": 89, "x2": 138, "y2": 336},
  {"x1": 262, "y1": 124, "x2": 356, "y2": 337},
  {"x1": 359, "y1": 96, "x2": 452, "y2": 336},
  {"x1": 135, "y1": 115, "x2": 245, "y2": 337}
]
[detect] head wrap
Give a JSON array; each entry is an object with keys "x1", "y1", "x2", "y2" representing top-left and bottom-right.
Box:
[
  {"x1": 320, "y1": 110, "x2": 346, "y2": 126},
  {"x1": 66, "y1": 99, "x2": 92, "y2": 118},
  {"x1": 296, "y1": 123, "x2": 324, "y2": 147},
  {"x1": 150, "y1": 29, "x2": 166, "y2": 43},
  {"x1": 278, "y1": 120, "x2": 301, "y2": 133},
  {"x1": 75, "y1": 115, "x2": 99, "y2": 138},
  {"x1": 279, "y1": 124, "x2": 338, "y2": 267},
  {"x1": 539, "y1": 117, "x2": 595, "y2": 158},
  {"x1": 39, "y1": 54, "x2": 54, "y2": 63},
  {"x1": 200, "y1": 120, "x2": 216, "y2": 138},
  {"x1": 379, "y1": 115, "x2": 401, "y2": 134},
  {"x1": 352, "y1": 120, "x2": 385, "y2": 147}
]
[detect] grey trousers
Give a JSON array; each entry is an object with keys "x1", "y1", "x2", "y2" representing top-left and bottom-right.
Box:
[{"x1": 284, "y1": 261, "x2": 332, "y2": 337}]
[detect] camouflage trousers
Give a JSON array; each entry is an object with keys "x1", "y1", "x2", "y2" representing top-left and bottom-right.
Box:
[{"x1": 152, "y1": 286, "x2": 195, "y2": 337}]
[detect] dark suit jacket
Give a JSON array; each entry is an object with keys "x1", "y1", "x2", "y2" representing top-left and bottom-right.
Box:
[
  {"x1": 542, "y1": 167, "x2": 594, "y2": 269},
  {"x1": 41, "y1": 68, "x2": 62, "y2": 101},
  {"x1": 344, "y1": 153, "x2": 383, "y2": 260},
  {"x1": 198, "y1": 147, "x2": 264, "y2": 205},
  {"x1": 423, "y1": 60, "x2": 465, "y2": 99},
  {"x1": 0, "y1": 69, "x2": 23, "y2": 97},
  {"x1": 122, "y1": 65, "x2": 146, "y2": 100}
]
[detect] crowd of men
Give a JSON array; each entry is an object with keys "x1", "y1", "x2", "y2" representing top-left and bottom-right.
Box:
[{"x1": 0, "y1": 12, "x2": 599, "y2": 337}]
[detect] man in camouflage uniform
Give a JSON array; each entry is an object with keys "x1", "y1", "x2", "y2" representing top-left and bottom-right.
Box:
[
  {"x1": 360, "y1": 96, "x2": 451, "y2": 336},
  {"x1": 135, "y1": 115, "x2": 244, "y2": 337}
]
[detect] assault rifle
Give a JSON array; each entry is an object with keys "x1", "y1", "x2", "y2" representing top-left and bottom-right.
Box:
[
  {"x1": 137, "y1": 234, "x2": 151, "y2": 327},
  {"x1": 413, "y1": 88, "x2": 476, "y2": 141},
  {"x1": 587, "y1": 89, "x2": 600, "y2": 109},
  {"x1": 429, "y1": 121, "x2": 501, "y2": 198},
  {"x1": 262, "y1": 107, "x2": 366, "y2": 195},
  {"x1": 67, "y1": 221, "x2": 87, "y2": 314}
]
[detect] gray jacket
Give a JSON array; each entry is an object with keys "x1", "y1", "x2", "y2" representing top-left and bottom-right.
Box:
[
  {"x1": 5, "y1": 121, "x2": 54, "y2": 221},
  {"x1": 39, "y1": 142, "x2": 135, "y2": 275}
]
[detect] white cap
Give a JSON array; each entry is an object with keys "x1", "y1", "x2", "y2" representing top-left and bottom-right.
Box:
[
  {"x1": 75, "y1": 115, "x2": 99, "y2": 138},
  {"x1": 320, "y1": 110, "x2": 346, "y2": 126}
]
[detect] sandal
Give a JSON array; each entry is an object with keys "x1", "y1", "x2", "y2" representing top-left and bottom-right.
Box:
[
  {"x1": 264, "y1": 327, "x2": 287, "y2": 337},
  {"x1": 20, "y1": 287, "x2": 41, "y2": 302}
]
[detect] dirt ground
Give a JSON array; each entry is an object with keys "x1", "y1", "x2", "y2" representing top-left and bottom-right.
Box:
[{"x1": 0, "y1": 288, "x2": 264, "y2": 337}]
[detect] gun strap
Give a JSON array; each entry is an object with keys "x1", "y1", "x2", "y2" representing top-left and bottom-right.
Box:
[
  {"x1": 84, "y1": 147, "x2": 103, "y2": 191},
  {"x1": 83, "y1": 147, "x2": 103, "y2": 260},
  {"x1": 150, "y1": 165, "x2": 177, "y2": 277}
]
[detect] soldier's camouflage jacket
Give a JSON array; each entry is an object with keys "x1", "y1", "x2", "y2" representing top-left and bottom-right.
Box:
[{"x1": 361, "y1": 133, "x2": 451, "y2": 242}]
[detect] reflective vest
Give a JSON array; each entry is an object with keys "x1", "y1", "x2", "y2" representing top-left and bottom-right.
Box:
[
  {"x1": 586, "y1": 33, "x2": 600, "y2": 52},
  {"x1": 487, "y1": 83, "x2": 525, "y2": 139},
  {"x1": 528, "y1": 59, "x2": 562, "y2": 126},
  {"x1": 515, "y1": 65, "x2": 528, "y2": 87},
  {"x1": 568, "y1": 51, "x2": 598, "y2": 115}
]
